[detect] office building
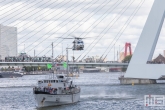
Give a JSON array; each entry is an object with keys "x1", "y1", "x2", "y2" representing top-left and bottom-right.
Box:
[{"x1": 0, "y1": 24, "x2": 17, "y2": 60}]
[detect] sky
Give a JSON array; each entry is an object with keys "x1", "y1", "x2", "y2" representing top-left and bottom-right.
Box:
[{"x1": 1, "y1": 0, "x2": 164, "y2": 61}]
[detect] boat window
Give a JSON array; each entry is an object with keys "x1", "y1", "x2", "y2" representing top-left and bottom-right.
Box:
[
  {"x1": 56, "y1": 80, "x2": 58, "y2": 83},
  {"x1": 54, "y1": 80, "x2": 55, "y2": 83},
  {"x1": 49, "y1": 80, "x2": 50, "y2": 83},
  {"x1": 51, "y1": 80, "x2": 54, "y2": 83},
  {"x1": 59, "y1": 76, "x2": 64, "y2": 78},
  {"x1": 38, "y1": 81, "x2": 43, "y2": 84}
]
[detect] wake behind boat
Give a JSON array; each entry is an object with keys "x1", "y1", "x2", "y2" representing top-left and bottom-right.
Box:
[{"x1": 33, "y1": 74, "x2": 80, "y2": 107}]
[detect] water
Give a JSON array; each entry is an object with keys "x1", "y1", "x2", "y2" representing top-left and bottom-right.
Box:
[{"x1": 0, "y1": 73, "x2": 165, "y2": 110}]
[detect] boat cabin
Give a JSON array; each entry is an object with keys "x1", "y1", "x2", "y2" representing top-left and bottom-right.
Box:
[{"x1": 37, "y1": 74, "x2": 71, "y2": 88}]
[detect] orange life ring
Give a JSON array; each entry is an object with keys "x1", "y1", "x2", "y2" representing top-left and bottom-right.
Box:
[{"x1": 48, "y1": 83, "x2": 51, "y2": 87}]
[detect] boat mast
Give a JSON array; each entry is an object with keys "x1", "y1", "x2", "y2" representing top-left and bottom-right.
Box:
[
  {"x1": 52, "y1": 42, "x2": 54, "y2": 60},
  {"x1": 66, "y1": 47, "x2": 72, "y2": 74},
  {"x1": 66, "y1": 48, "x2": 68, "y2": 74},
  {"x1": 52, "y1": 42, "x2": 54, "y2": 78}
]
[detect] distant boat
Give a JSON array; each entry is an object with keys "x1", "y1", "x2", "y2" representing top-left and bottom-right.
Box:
[
  {"x1": 24, "y1": 71, "x2": 49, "y2": 75},
  {"x1": 0, "y1": 71, "x2": 23, "y2": 78},
  {"x1": 83, "y1": 68, "x2": 101, "y2": 73},
  {"x1": 13, "y1": 71, "x2": 24, "y2": 75}
]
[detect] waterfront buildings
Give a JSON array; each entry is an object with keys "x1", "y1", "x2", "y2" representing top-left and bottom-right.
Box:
[
  {"x1": 0, "y1": 24, "x2": 17, "y2": 60},
  {"x1": 119, "y1": 52, "x2": 131, "y2": 62},
  {"x1": 153, "y1": 54, "x2": 165, "y2": 63}
]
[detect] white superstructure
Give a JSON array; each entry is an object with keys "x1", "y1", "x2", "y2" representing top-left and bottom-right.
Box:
[
  {"x1": 33, "y1": 74, "x2": 80, "y2": 107},
  {"x1": 0, "y1": 24, "x2": 17, "y2": 60}
]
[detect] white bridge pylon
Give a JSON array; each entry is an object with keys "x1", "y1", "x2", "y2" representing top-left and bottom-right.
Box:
[{"x1": 125, "y1": 0, "x2": 165, "y2": 79}]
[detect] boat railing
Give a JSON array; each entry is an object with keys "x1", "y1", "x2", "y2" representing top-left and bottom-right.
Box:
[
  {"x1": 62, "y1": 86, "x2": 80, "y2": 94},
  {"x1": 33, "y1": 87, "x2": 58, "y2": 94},
  {"x1": 71, "y1": 87, "x2": 80, "y2": 93},
  {"x1": 33, "y1": 86, "x2": 80, "y2": 94}
]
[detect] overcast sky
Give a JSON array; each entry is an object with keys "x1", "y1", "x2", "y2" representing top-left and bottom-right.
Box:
[{"x1": 1, "y1": 0, "x2": 164, "y2": 61}]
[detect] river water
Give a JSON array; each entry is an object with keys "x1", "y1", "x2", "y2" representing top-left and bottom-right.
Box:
[{"x1": 0, "y1": 72, "x2": 165, "y2": 110}]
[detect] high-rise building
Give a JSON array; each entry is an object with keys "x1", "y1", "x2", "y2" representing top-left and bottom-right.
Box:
[
  {"x1": 119, "y1": 52, "x2": 132, "y2": 62},
  {"x1": 0, "y1": 25, "x2": 17, "y2": 60}
]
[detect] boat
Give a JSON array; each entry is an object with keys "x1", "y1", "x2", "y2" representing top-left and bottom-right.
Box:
[
  {"x1": 14, "y1": 70, "x2": 24, "y2": 75},
  {"x1": 83, "y1": 68, "x2": 101, "y2": 73},
  {"x1": 33, "y1": 74, "x2": 81, "y2": 107},
  {"x1": 0, "y1": 71, "x2": 23, "y2": 78}
]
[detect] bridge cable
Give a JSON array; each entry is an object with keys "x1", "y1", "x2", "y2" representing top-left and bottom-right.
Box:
[
  {"x1": 18, "y1": 0, "x2": 101, "y2": 53},
  {"x1": 77, "y1": 0, "x2": 135, "y2": 61},
  {"x1": 23, "y1": 0, "x2": 101, "y2": 54},
  {"x1": 17, "y1": 0, "x2": 83, "y2": 42},
  {"x1": 0, "y1": 0, "x2": 59, "y2": 54},
  {"x1": 0, "y1": 0, "x2": 44, "y2": 24},
  {"x1": 1, "y1": 1, "x2": 59, "y2": 47},
  {"x1": 0, "y1": 0, "x2": 23, "y2": 12},
  {"x1": 76, "y1": 0, "x2": 133, "y2": 61},
  {"x1": 2, "y1": 0, "x2": 81, "y2": 49},
  {"x1": 55, "y1": 0, "x2": 124, "y2": 61},
  {"x1": 35, "y1": 0, "x2": 115, "y2": 56},
  {"x1": 26, "y1": 0, "x2": 108, "y2": 55},
  {"x1": 99, "y1": 0, "x2": 144, "y2": 61},
  {"x1": 103, "y1": 0, "x2": 145, "y2": 61}
]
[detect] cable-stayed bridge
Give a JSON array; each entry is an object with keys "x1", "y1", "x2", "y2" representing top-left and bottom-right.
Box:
[{"x1": 0, "y1": 0, "x2": 145, "y2": 62}]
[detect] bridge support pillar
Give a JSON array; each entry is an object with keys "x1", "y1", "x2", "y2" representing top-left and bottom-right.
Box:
[{"x1": 119, "y1": 77, "x2": 156, "y2": 85}]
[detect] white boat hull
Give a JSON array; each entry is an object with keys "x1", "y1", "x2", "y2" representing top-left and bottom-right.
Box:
[{"x1": 34, "y1": 92, "x2": 80, "y2": 107}]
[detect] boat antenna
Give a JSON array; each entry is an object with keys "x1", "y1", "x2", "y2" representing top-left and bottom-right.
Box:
[
  {"x1": 66, "y1": 46, "x2": 72, "y2": 74},
  {"x1": 51, "y1": 42, "x2": 55, "y2": 78}
]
